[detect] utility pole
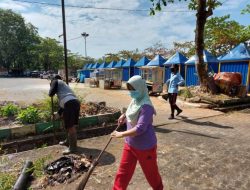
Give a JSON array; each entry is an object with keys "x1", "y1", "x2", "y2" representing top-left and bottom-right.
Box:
[
  {"x1": 81, "y1": 32, "x2": 89, "y2": 57},
  {"x1": 61, "y1": 0, "x2": 69, "y2": 84}
]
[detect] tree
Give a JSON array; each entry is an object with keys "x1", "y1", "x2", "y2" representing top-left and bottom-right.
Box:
[
  {"x1": 172, "y1": 41, "x2": 195, "y2": 57},
  {"x1": 37, "y1": 37, "x2": 64, "y2": 71},
  {"x1": 117, "y1": 50, "x2": 142, "y2": 61},
  {"x1": 205, "y1": 15, "x2": 250, "y2": 56},
  {"x1": 102, "y1": 50, "x2": 144, "y2": 62},
  {"x1": 0, "y1": 9, "x2": 40, "y2": 72},
  {"x1": 150, "y1": 0, "x2": 221, "y2": 90},
  {"x1": 241, "y1": 4, "x2": 250, "y2": 14},
  {"x1": 143, "y1": 41, "x2": 174, "y2": 59},
  {"x1": 103, "y1": 53, "x2": 120, "y2": 63}
]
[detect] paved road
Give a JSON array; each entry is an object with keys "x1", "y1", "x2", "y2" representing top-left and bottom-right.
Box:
[{"x1": 0, "y1": 78, "x2": 51, "y2": 104}]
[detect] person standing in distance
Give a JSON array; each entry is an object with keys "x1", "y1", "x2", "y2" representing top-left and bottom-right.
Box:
[
  {"x1": 48, "y1": 75, "x2": 80, "y2": 154},
  {"x1": 166, "y1": 64, "x2": 185, "y2": 119}
]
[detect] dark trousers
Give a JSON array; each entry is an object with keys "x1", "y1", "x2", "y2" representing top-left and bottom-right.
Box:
[{"x1": 168, "y1": 93, "x2": 181, "y2": 115}]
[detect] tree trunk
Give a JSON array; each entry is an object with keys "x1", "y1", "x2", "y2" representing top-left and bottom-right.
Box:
[{"x1": 195, "y1": 0, "x2": 213, "y2": 90}]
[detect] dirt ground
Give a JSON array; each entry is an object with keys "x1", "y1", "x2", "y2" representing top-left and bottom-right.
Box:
[{"x1": 1, "y1": 78, "x2": 250, "y2": 189}]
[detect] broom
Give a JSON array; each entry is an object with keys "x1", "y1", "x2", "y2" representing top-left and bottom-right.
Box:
[{"x1": 76, "y1": 124, "x2": 121, "y2": 190}]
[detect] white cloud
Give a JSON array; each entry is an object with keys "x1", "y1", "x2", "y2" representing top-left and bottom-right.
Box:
[
  {"x1": 2, "y1": 0, "x2": 248, "y2": 59},
  {"x1": 0, "y1": 0, "x2": 31, "y2": 11},
  {"x1": 217, "y1": 0, "x2": 247, "y2": 11}
]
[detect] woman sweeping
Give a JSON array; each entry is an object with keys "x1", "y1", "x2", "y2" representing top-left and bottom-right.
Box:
[{"x1": 111, "y1": 75, "x2": 163, "y2": 190}]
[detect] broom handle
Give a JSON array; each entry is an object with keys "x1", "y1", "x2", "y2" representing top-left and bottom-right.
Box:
[
  {"x1": 77, "y1": 124, "x2": 122, "y2": 190},
  {"x1": 51, "y1": 96, "x2": 56, "y2": 143},
  {"x1": 94, "y1": 124, "x2": 121, "y2": 164}
]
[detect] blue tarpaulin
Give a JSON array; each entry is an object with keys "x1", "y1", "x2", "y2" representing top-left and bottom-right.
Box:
[
  {"x1": 134, "y1": 56, "x2": 150, "y2": 67},
  {"x1": 114, "y1": 60, "x2": 125, "y2": 68},
  {"x1": 147, "y1": 55, "x2": 166, "y2": 66},
  {"x1": 122, "y1": 58, "x2": 136, "y2": 67},
  {"x1": 219, "y1": 43, "x2": 250, "y2": 61},
  {"x1": 106, "y1": 61, "x2": 117, "y2": 68}
]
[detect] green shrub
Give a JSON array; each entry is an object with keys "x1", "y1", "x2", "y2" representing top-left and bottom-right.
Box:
[
  {"x1": 0, "y1": 103, "x2": 20, "y2": 117},
  {"x1": 17, "y1": 106, "x2": 41, "y2": 124},
  {"x1": 38, "y1": 96, "x2": 59, "y2": 122}
]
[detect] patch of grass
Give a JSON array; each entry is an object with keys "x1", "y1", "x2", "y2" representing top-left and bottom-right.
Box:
[
  {"x1": 32, "y1": 155, "x2": 52, "y2": 178},
  {"x1": 178, "y1": 87, "x2": 193, "y2": 99},
  {"x1": 0, "y1": 103, "x2": 20, "y2": 117},
  {"x1": 0, "y1": 172, "x2": 17, "y2": 190}
]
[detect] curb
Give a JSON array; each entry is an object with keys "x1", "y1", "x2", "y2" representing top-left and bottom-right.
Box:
[
  {"x1": 1, "y1": 123, "x2": 126, "y2": 155},
  {"x1": 0, "y1": 111, "x2": 121, "y2": 141}
]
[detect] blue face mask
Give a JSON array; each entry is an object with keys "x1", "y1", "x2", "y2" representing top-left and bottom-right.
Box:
[{"x1": 129, "y1": 90, "x2": 141, "y2": 99}]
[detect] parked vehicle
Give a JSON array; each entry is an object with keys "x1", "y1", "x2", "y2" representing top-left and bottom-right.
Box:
[
  {"x1": 31, "y1": 71, "x2": 40, "y2": 78},
  {"x1": 23, "y1": 71, "x2": 31, "y2": 77},
  {"x1": 40, "y1": 71, "x2": 56, "y2": 80}
]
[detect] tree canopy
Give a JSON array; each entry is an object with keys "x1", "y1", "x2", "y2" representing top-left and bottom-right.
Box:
[
  {"x1": 0, "y1": 8, "x2": 40, "y2": 71},
  {"x1": 205, "y1": 15, "x2": 250, "y2": 56}
]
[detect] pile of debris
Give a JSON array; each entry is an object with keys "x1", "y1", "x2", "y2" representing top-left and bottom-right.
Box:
[
  {"x1": 39, "y1": 155, "x2": 92, "y2": 187},
  {"x1": 80, "y1": 102, "x2": 119, "y2": 117}
]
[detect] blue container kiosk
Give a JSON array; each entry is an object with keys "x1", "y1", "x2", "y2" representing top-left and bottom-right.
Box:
[
  {"x1": 185, "y1": 50, "x2": 219, "y2": 86},
  {"x1": 121, "y1": 58, "x2": 136, "y2": 81},
  {"x1": 141, "y1": 55, "x2": 166, "y2": 94},
  {"x1": 103, "y1": 61, "x2": 122, "y2": 89},
  {"x1": 134, "y1": 56, "x2": 150, "y2": 76},
  {"x1": 218, "y1": 43, "x2": 250, "y2": 92},
  {"x1": 89, "y1": 62, "x2": 101, "y2": 87}
]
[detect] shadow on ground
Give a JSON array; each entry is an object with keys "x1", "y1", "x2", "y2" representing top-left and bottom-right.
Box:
[
  {"x1": 177, "y1": 115, "x2": 234, "y2": 129},
  {"x1": 155, "y1": 127, "x2": 220, "y2": 139}
]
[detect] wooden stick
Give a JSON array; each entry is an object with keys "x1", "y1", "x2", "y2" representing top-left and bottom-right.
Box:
[{"x1": 76, "y1": 124, "x2": 121, "y2": 190}]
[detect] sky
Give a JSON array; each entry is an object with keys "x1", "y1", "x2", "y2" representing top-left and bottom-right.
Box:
[{"x1": 0, "y1": 0, "x2": 249, "y2": 59}]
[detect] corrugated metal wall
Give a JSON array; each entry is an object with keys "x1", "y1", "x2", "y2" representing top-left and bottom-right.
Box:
[
  {"x1": 84, "y1": 70, "x2": 90, "y2": 78},
  {"x1": 185, "y1": 65, "x2": 199, "y2": 86},
  {"x1": 164, "y1": 66, "x2": 171, "y2": 83},
  {"x1": 219, "y1": 61, "x2": 249, "y2": 86},
  {"x1": 180, "y1": 65, "x2": 185, "y2": 79},
  {"x1": 134, "y1": 68, "x2": 140, "y2": 76},
  {"x1": 122, "y1": 68, "x2": 129, "y2": 81},
  {"x1": 208, "y1": 62, "x2": 219, "y2": 73},
  {"x1": 130, "y1": 67, "x2": 135, "y2": 77}
]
